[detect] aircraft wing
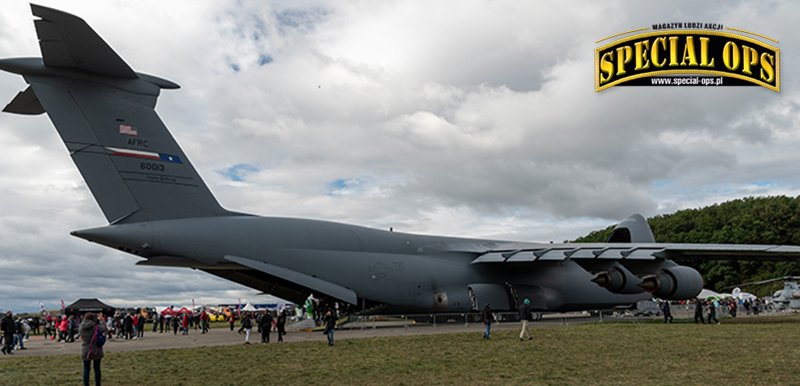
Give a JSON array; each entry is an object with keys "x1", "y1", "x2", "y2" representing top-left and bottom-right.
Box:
[
  {"x1": 224, "y1": 255, "x2": 358, "y2": 305},
  {"x1": 471, "y1": 243, "x2": 800, "y2": 264}
]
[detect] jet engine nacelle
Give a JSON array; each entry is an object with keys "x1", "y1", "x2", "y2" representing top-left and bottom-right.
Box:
[
  {"x1": 638, "y1": 265, "x2": 703, "y2": 300},
  {"x1": 591, "y1": 264, "x2": 643, "y2": 294}
]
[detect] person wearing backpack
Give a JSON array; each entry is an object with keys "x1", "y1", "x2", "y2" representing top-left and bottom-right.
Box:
[
  {"x1": 240, "y1": 313, "x2": 253, "y2": 344},
  {"x1": 80, "y1": 312, "x2": 108, "y2": 386}
]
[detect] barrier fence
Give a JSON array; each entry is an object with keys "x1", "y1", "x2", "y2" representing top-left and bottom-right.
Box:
[
  {"x1": 336, "y1": 303, "x2": 773, "y2": 331},
  {"x1": 340, "y1": 310, "x2": 612, "y2": 330}
]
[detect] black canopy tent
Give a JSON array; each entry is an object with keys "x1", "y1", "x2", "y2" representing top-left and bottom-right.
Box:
[{"x1": 64, "y1": 298, "x2": 115, "y2": 316}]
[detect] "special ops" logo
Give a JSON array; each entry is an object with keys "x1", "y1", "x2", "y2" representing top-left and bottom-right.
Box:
[{"x1": 594, "y1": 24, "x2": 780, "y2": 92}]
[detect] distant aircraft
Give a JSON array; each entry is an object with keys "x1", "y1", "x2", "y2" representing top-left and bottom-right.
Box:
[
  {"x1": 726, "y1": 277, "x2": 800, "y2": 311},
  {"x1": 769, "y1": 279, "x2": 800, "y2": 311},
  {"x1": 4, "y1": 5, "x2": 800, "y2": 314}
]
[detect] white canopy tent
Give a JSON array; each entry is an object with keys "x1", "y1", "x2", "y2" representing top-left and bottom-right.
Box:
[{"x1": 697, "y1": 288, "x2": 721, "y2": 299}]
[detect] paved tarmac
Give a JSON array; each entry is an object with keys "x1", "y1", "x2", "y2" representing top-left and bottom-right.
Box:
[{"x1": 1, "y1": 322, "x2": 525, "y2": 357}]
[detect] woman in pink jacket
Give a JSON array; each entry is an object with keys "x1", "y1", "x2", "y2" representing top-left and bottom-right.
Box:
[{"x1": 59, "y1": 316, "x2": 69, "y2": 342}]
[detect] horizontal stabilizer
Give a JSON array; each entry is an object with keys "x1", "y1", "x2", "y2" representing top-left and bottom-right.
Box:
[
  {"x1": 31, "y1": 3, "x2": 136, "y2": 78},
  {"x1": 3, "y1": 86, "x2": 44, "y2": 115},
  {"x1": 224, "y1": 255, "x2": 358, "y2": 304}
]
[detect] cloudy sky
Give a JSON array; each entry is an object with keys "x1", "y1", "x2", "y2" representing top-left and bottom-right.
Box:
[{"x1": 1, "y1": 0, "x2": 799, "y2": 313}]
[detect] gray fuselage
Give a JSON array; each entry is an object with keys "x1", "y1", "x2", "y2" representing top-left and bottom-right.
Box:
[{"x1": 73, "y1": 215, "x2": 649, "y2": 313}]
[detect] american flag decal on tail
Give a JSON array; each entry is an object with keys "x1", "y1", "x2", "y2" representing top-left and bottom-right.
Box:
[{"x1": 119, "y1": 124, "x2": 138, "y2": 136}]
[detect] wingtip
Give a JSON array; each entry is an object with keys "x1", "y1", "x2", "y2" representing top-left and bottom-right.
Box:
[
  {"x1": 137, "y1": 73, "x2": 181, "y2": 90},
  {"x1": 30, "y1": 3, "x2": 69, "y2": 19}
]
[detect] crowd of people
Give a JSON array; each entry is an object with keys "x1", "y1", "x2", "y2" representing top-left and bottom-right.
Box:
[
  {"x1": 235, "y1": 295, "x2": 341, "y2": 346},
  {"x1": 235, "y1": 308, "x2": 288, "y2": 344},
  {"x1": 0, "y1": 300, "x2": 336, "y2": 357},
  {"x1": 0, "y1": 306, "x2": 189, "y2": 355},
  {"x1": 658, "y1": 296, "x2": 774, "y2": 325}
]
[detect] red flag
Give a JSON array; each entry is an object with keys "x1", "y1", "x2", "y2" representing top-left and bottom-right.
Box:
[{"x1": 60, "y1": 299, "x2": 65, "y2": 312}]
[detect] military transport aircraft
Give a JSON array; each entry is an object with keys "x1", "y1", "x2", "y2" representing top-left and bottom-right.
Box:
[{"x1": 3, "y1": 4, "x2": 800, "y2": 313}]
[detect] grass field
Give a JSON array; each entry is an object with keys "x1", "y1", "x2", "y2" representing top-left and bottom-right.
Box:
[{"x1": 1, "y1": 315, "x2": 798, "y2": 385}]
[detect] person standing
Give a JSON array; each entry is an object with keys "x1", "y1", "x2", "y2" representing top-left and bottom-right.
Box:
[
  {"x1": 518, "y1": 298, "x2": 532, "y2": 341},
  {"x1": 58, "y1": 315, "x2": 68, "y2": 342},
  {"x1": 661, "y1": 301, "x2": 673, "y2": 323},
  {"x1": 132, "y1": 314, "x2": 139, "y2": 340},
  {"x1": 159, "y1": 312, "x2": 166, "y2": 333},
  {"x1": 323, "y1": 310, "x2": 336, "y2": 346},
  {"x1": 241, "y1": 313, "x2": 253, "y2": 344},
  {"x1": 14, "y1": 318, "x2": 27, "y2": 350},
  {"x1": 104, "y1": 317, "x2": 113, "y2": 341},
  {"x1": 199, "y1": 309, "x2": 208, "y2": 334},
  {"x1": 181, "y1": 312, "x2": 189, "y2": 335},
  {"x1": 80, "y1": 312, "x2": 108, "y2": 386},
  {"x1": 228, "y1": 310, "x2": 236, "y2": 331},
  {"x1": 1, "y1": 311, "x2": 15, "y2": 355},
  {"x1": 43, "y1": 314, "x2": 52, "y2": 341},
  {"x1": 259, "y1": 311, "x2": 273, "y2": 343},
  {"x1": 67, "y1": 315, "x2": 78, "y2": 343},
  {"x1": 481, "y1": 304, "x2": 495, "y2": 340},
  {"x1": 31, "y1": 317, "x2": 40, "y2": 336},
  {"x1": 172, "y1": 315, "x2": 180, "y2": 335},
  {"x1": 123, "y1": 313, "x2": 133, "y2": 340},
  {"x1": 276, "y1": 309, "x2": 287, "y2": 342},
  {"x1": 304, "y1": 294, "x2": 316, "y2": 321},
  {"x1": 136, "y1": 311, "x2": 145, "y2": 339},
  {"x1": 694, "y1": 299, "x2": 706, "y2": 324},
  {"x1": 708, "y1": 301, "x2": 720, "y2": 324}
]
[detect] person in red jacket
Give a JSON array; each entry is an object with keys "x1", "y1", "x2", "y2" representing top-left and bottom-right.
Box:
[
  {"x1": 59, "y1": 316, "x2": 69, "y2": 342},
  {"x1": 132, "y1": 314, "x2": 139, "y2": 340},
  {"x1": 200, "y1": 310, "x2": 209, "y2": 334},
  {"x1": 181, "y1": 312, "x2": 189, "y2": 335}
]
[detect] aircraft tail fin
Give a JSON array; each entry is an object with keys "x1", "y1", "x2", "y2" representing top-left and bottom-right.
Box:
[
  {"x1": 608, "y1": 214, "x2": 656, "y2": 243},
  {"x1": 0, "y1": 4, "x2": 230, "y2": 224}
]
